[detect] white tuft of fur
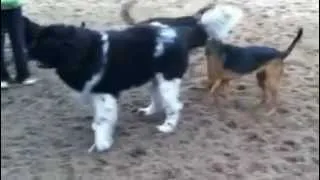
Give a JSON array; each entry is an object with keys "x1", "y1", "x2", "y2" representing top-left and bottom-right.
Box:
[
  {"x1": 80, "y1": 33, "x2": 109, "y2": 104},
  {"x1": 200, "y1": 4, "x2": 243, "y2": 39},
  {"x1": 152, "y1": 22, "x2": 177, "y2": 58}
]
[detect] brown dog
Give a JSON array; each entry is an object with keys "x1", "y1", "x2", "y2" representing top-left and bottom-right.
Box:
[{"x1": 204, "y1": 28, "x2": 303, "y2": 114}]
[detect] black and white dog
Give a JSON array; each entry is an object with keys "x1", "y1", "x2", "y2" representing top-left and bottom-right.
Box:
[{"x1": 28, "y1": 21, "x2": 188, "y2": 152}]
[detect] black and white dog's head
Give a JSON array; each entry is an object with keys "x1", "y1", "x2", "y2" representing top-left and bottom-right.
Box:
[
  {"x1": 23, "y1": 16, "x2": 91, "y2": 68},
  {"x1": 28, "y1": 24, "x2": 103, "y2": 70}
]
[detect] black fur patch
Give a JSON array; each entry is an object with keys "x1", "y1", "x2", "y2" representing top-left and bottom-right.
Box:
[
  {"x1": 23, "y1": 16, "x2": 42, "y2": 49},
  {"x1": 206, "y1": 38, "x2": 282, "y2": 74}
]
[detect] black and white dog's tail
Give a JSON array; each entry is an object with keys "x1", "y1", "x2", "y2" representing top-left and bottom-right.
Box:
[
  {"x1": 120, "y1": 0, "x2": 215, "y2": 25},
  {"x1": 120, "y1": 0, "x2": 137, "y2": 25},
  {"x1": 199, "y1": 4, "x2": 244, "y2": 40}
]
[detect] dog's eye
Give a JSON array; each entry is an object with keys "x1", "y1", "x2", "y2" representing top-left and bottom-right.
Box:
[{"x1": 62, "y1": 41, "x2": 74, "y2": 48}]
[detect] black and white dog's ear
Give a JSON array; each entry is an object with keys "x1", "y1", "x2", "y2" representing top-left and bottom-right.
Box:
[{"x1": 80, "y1": 21, "x2": 86, "y2": 28}]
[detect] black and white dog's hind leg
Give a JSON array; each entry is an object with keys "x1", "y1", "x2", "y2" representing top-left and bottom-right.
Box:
[
  {"x1": 137, "y1": 23, "x2": 184, "y2": 133},
  {"x1": 137, "y1": 74, "x2": 183, "y2": 133},
  {"x1": 137, "y1": 79, "x2": 163, "y2": 116}
]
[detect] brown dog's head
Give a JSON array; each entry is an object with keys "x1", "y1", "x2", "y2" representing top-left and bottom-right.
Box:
[
  {"x1": 199, "y1": 4, "x2": 243, "y2": 39},
  {"x1": 193, "y1": 3, "x2": 216, "y2": 20}
]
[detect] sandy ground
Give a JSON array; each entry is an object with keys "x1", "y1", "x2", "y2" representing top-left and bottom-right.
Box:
[{"x1": 1, "y1": 0, "x2": 319, "y2": 179}]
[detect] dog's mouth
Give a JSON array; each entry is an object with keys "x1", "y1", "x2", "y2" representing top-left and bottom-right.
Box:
[
  {"x1": 27, "y1": 53, "x2": 54, "y2": 69},
  {"x1": 27, "y1": 47, "x2": 54, "y2": 69}
]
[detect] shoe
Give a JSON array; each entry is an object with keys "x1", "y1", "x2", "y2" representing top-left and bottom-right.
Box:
[
  {"x1": 1, "y1": 81, "x2": 9, "y2": 89},
  {"x1": 21, "y1": 77, "x2": 38, "y2": 85}
]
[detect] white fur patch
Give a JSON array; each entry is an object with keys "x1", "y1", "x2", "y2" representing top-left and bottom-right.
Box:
[
  {"x1": 81, "y1": 73, "x2": 104, "y2": 104},
  {"x1": 152, "y1": 22, "x2": 177, "y2": 58},
  {"x1": 154, "y1": 41, "x2": 165, "y2": 58},
  {"x1": 158, "y1": 26, "x2": 177, "y2": 41},
  {"x1": 200, "y1": 4, "x2": 243, "y2": 39},
  {"x1": 155, "y1": 73, "x2": 183, "y2": 133},
  {"x1": 89, "y1": 94, "x2": 118, "y2": 152},
  {"x1": 80, "y1": 33, "x2": 110, "y2": 104},
  {"x1": 150, "y1": 21, "x2": 168, "y2": 28},
  {"x1": 100, "y1": 33, "x2": 109, "y2": 52}
]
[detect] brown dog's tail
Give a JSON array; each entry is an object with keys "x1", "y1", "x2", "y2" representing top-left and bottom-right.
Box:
[
  {"x1": 281, "y1": 28, "x2": 303, "y2": 60},
  {"x1": 120, "y1": 0, "x2": 137, "y2": 25}
]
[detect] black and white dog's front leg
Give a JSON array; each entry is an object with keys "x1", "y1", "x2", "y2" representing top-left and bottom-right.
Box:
[
  {"x1": 89, "y1": 94, "x2": 118, "y2": 152},
  {"x1": 155, "y1": 73, "x2": 183, "y2": 133}
]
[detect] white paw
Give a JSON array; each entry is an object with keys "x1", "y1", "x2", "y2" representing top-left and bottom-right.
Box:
[
  {"x1": 157, "y1": 123, "x2": 175, "y2": 133},
  {"x1": 91, "y1": 122, "x2": 114, "y2": 152},
  {"x1": 88, "y1": 138, "x2": 113, "y2": 153},
  {"x1": 137, "y1": 106, "x2": 155, "y2": 116},
  {"x1": 89, "y1": 137, "x2": 113, "y2": 153},
  {"x1": 96, "y1": 138, "x2": 114, "y2": 152}
]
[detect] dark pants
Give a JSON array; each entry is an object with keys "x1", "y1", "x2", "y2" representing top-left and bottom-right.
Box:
[{"x1": 1, "y1": 7, "x2": 30, "y2": 82}]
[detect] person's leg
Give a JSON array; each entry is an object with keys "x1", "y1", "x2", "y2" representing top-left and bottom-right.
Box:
[
  {"x1": 1, "y1": 11, "x2": 11, "y2": 89},
  {"x1": 6, "y1": 7, "x2": 37, "y2": 84}
]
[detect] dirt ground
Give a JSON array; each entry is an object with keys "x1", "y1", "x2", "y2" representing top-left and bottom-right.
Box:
[{"x1": 1, "y1": 0, "x2": 319, "y2": 179}]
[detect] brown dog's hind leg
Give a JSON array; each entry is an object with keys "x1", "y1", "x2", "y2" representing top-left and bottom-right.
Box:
[
  {"x1": 210, "y1": 79, "x2": 222, "y2": 94},
  {"x1": 220, "y1": 79, "x2": 231, "y2": 99},
  {"x1": 264, "y1": 61, "x2": 284, "y2": 115},
  {"x1": 200, "y1": 78, "x2": 213, "y2": 89},
  {"x1": 265, "y1": 78, "x2": 281, "y2": 116}
]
